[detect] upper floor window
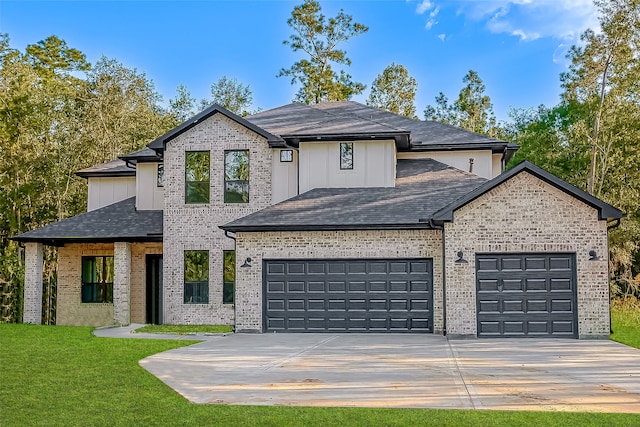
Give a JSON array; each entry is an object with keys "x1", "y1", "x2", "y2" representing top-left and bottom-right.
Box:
[
  {"x1": 185, "y1": 151, "x2": 210, "y2": 204},
  {"x1": 223, "y1": 250, "x2": 235, "y2": 304},
  {"x1": 340, "y1": 142, "x2": 353, "y2": 170},
  {"x1": 81, "y1": 256, "x2": 113, "y2": 303},
  {"x1": 157, "y1": 164, "x2": 164, "y2": 187},
  {"x1": 280, "y1": 149, "x2": 293, "y2": 162},
  {"x1": 184, "y1": 250, "x2": 209, "y2": 304},
  {"x1": 224, "y1": 150, "x2": 249, "y2": 203}
]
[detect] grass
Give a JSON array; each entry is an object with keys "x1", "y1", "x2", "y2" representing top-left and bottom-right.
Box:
[
  {"x1": 611, "y1": 297, "x2": 640, "y2": 349},
  {"x1": 1, "y1": 325, "x2": 640, "y2": 426},
  {"x1": 134, "y1": 324, "x2": 233, "y2": 334}
]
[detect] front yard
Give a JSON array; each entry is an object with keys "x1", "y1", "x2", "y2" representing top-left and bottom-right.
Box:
[{"x1": 0, "y1": 302, "x2": 639, "y2": 426}]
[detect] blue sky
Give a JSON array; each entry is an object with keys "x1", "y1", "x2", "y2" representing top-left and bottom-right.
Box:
[{"x1": 0, "y1": 0, "x2": 600, "y2": 121}]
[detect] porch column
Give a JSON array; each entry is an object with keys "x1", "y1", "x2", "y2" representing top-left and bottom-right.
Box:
[
  {"x1": 23, "y1": 242, "x2": 43, "y2": 324},
  {"x1": 113, "y1": 242, "x2": 131, "y2": 326}
]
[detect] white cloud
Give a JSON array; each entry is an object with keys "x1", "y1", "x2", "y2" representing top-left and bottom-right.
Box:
[
  {"x1": 425, "y1": 7, "x2": 440, "y2": 30},
  {"x1": 416, "y1": 0, "x2": 433, "y2": 15},
  {"x1": 455, "y1": 0, "x2": 599, "y2": 42},
  {"x1": 437, "y1": 33, "x2": 446, "y2": 42}
]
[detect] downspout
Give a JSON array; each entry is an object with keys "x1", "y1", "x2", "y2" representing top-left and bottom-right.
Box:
[{"x1": 429, "y1": 219, "x2": 446, "y2": 336}]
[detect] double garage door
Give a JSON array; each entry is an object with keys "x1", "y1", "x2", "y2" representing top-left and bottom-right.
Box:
[
  {"x1": 263, "y1": 259, "x2": 433, "y2": 333},
  {"x1": 476, "y1": 253, "x2": 578, "y2": 338}
]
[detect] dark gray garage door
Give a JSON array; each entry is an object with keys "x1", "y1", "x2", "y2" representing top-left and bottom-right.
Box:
[
  {"x1": 476, "y1": 253, "x2": 577, "y2": 338},
  {"x1": 264, "y1": 259, "x2": 433, "y2": 333}
]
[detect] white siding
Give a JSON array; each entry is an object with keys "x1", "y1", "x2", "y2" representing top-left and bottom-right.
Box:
[
  {"x1": 87, "y1": 177, "x2": 136, "y2": 211},
  {"x1": 397, "y1": 150, "x2": 495, "y2": 179},
  {"x1": 271, "y1": 149, "x2": 298, "y2": 204},
  {"x1": 136, "y1": 162, "x2": 164, "y2": 210},
  {"x1": 299, "y1": 140, "x2": 395, "y2": 193}
]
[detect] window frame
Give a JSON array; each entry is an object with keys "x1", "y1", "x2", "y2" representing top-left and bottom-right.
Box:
[
  {"x1": 339, "y1": 142, "x2": 354, "y2": 170},
  {"x1": 81, "y1": 256, "x2": 114, "y2": 304},
  {"x1": 222, "y1": 250, "x2": 235, "y2": 305},
  {"x1": 184, "y1": 250, "x2": 209, "y2": 304},
  {"x1": 224, "y1": 149, "x2": 250, "y2": 204},
  {"x1": 280, "y1": 149, "x2": 293, "y2": 163},
  {"x1": 156, "y1": 163, "x2": 164, "y2": 187},
  {"x1": 185, "y1": 151, "x2": 210, "y2": 204}
]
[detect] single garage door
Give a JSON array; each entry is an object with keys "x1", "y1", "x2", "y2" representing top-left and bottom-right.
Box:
[
  {"x1": 264, "y1": 259, "x2": 433, "y2": 333},
  {"x1": 476, "y1": 253, "x2": 577, "y2": 338}
]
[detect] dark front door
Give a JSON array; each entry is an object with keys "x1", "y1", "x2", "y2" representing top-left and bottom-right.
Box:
[
  {"x1": 263, "y1": 259, "x2": 433, "y2": 333},
  {"x1": 476, "y1": 253, "x2": 578, "y2": 338},
  {"x1": 146, "y1": 255, "x2": 163, "y2": 324}
]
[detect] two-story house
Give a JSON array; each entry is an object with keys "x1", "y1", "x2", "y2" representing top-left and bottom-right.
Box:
[{"x1": 14, "y1": 101, "x2": 623, "y2": 338}]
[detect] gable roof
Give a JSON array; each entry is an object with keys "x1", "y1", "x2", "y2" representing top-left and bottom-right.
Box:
[
  {"x1": 220, "y1": 159, "x2": 487, "y2": 232},
  {"x1": 432, "y1": 160, "x2": 624, "y2": 222},
  {"x1": 120, "y1": 147, "x2": 162, "y2": 165},
  {"x1": 12, "y1": 198, "x2": 162, "y2": 245},
  {"x1": 147, "y1": 103, "x2": 284, "y2": 152},
  {"x1": 246, "y1": 102, "x2": 517, "y2": 157}
]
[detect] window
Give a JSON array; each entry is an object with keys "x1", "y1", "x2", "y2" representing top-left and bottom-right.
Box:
[
  {"x1": 224, "y1": 150, "x2": 249, "y2": 203},
  {"x1": 184, "y1": 250, "x2": 209, "y2": 304},
  {"x1": 223, "y1": 250, "x2": 235, "y2": 304},
  {"x1": 340, "y1": 142, "x2": 353, "y2": 170},
  {"x1": 157, "y1": 164, "x2": 164, "y2": 187},
  {"x1": 185, "y1": 151, "x2": 210, "y2": 203},
  {"x1": 81, "y1": 256, "x2": 114, "y2": 303},
  {"x1": 280, "y1": 149, "x2": 293, "y2": 162}
]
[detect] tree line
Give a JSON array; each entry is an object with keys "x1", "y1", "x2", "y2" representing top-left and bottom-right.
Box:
[{"x1": 1, "y1": 0, "x2": 638, "y2": 322}]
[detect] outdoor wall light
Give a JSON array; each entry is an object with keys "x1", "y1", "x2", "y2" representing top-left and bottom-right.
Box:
[
  {"x1": 454, "y1": 251, "x2": 468, "y2": 264},
  {"x1": 241, "y1": 257, "x2": 252, "y2": 268},
  {"x1": 588, "y1": 250, "x2": 600, "y2": 261}
]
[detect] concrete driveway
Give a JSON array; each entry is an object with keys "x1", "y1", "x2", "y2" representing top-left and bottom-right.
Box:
[{"x1": 139, "y1": 334, "x2": 640, "y2": 412}]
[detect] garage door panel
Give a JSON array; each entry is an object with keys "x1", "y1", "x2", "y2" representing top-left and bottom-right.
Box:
[
  {"x1": 264, "y1": 259, "x2": 433, "y2": 333},
  {"x1": 476, "y1": 253, "x2": 577, "y2": 338}
]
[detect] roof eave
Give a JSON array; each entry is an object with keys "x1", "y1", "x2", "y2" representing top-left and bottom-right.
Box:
[
  {"x1": 219, "y1": 222, "x2": 435, "y2": 233},
  {"x1": 11, "y1": 235, "x2": 163, "y2": 246},
  {"x1": 432, "y1": 160, "x2": 624, "y2": 222}
]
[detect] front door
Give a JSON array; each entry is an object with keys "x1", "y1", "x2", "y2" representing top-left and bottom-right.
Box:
[{"x1": 146, "y1": 255, "x2": 163, "y2": 324}]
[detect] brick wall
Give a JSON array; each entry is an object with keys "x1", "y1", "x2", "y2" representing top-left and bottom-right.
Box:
[
  {"x1": 56, "y1": 242, "x2": 162, "y2": 326},
  {"x1": 235, "y1": 230, "x2": 443, "y2": 332},
  {"x1": 444, "y1": 172, "x2": 610, "y2": 338},
  {"x1": 163, "y1": 113, "x2": 272, "y2": 325},
  {"x1": 23, "y1": 242, "x2": 43, "y2": 324}
]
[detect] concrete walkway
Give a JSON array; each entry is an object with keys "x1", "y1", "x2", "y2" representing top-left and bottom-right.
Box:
[{"x1": 96, "y1": 326, "x2": 640, "y2": 412}]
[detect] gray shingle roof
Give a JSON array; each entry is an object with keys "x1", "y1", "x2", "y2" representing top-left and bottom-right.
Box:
[
  {"x1": 246, "y1": 102, "x2": 513, "y2": 151},
  {"x1": 221, "y1": 159, "x2": 486, "y2": 232},
  {"x1": 76, "y1": 159, "x2": 135, "y2": 178},
  {"x1": 12, "y1": 198, "x2": 162, "y2": 244},
  {"x1": 120, "y1": 147, "x2": 162, "y2": 164}
]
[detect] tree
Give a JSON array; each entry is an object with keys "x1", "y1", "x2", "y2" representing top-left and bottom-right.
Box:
[
  {"x1": 424, "y1": 70, "x2": 499, "y2": 136},
  {"x1": 169, "y1": 84, "x2": 196, "y2": 124},
  {"x1": 366, "y1": 63, "x2": 417, "y2": 118},
  {"x1": 202, "y1": 76, "x2": 253, "y2": 116},
  {"x1": 561, "y1": 0, "x2": 640, "y2": 195},
  {"x1": 278, "y1": 0, "x2": 368, "y2": 104}
]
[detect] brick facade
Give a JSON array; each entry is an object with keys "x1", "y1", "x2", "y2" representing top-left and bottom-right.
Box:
[
  {"x1": 56, "y1": 242, "x2": 162, "y2": 327},
  {"x1": 234, "y1": 230, "x2": 443, "y2": 332},
  {"x1": 443, "y1": 172, "x2": 610, "y2": 338},
  {"x1": 23, "y1": 242, "x2": 43, "y2": 324},
  {"x1": 163, "y1": 114, "x2": 272, "y2": 325}
]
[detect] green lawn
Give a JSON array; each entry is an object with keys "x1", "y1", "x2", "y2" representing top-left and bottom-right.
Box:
[
  {"x1": 1, "y1": 323, "x2": 640, "y2": 426},
  {"x1": 611, "y1": 298, "x2": 640, "y2": 348},
  {"x1": 134, "y1": 324, "x2": 233, "y2": 334}
]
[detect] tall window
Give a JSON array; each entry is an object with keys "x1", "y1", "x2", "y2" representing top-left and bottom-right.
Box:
[
  {"x1": 223, "y1": 250, "x2": 235, "y2": 304},
  {"x1": 185, "y1": 151, "x2": 210, "y2": 203},
  {"x1": 184, "y1": 250, "x2": 209, "y2": 304},
  {"x1": 81, "y1": 256, "x2": 114, "y2": 303},
  {"x1": 224, "y1": 150, "x2": 249, "y2": 203},
  {"x1": 340, "y1": 142, "x2": 353, "y2": 170},
  {"x1": 157, "y1": 164, "x2": 164, "y2": 187}
]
